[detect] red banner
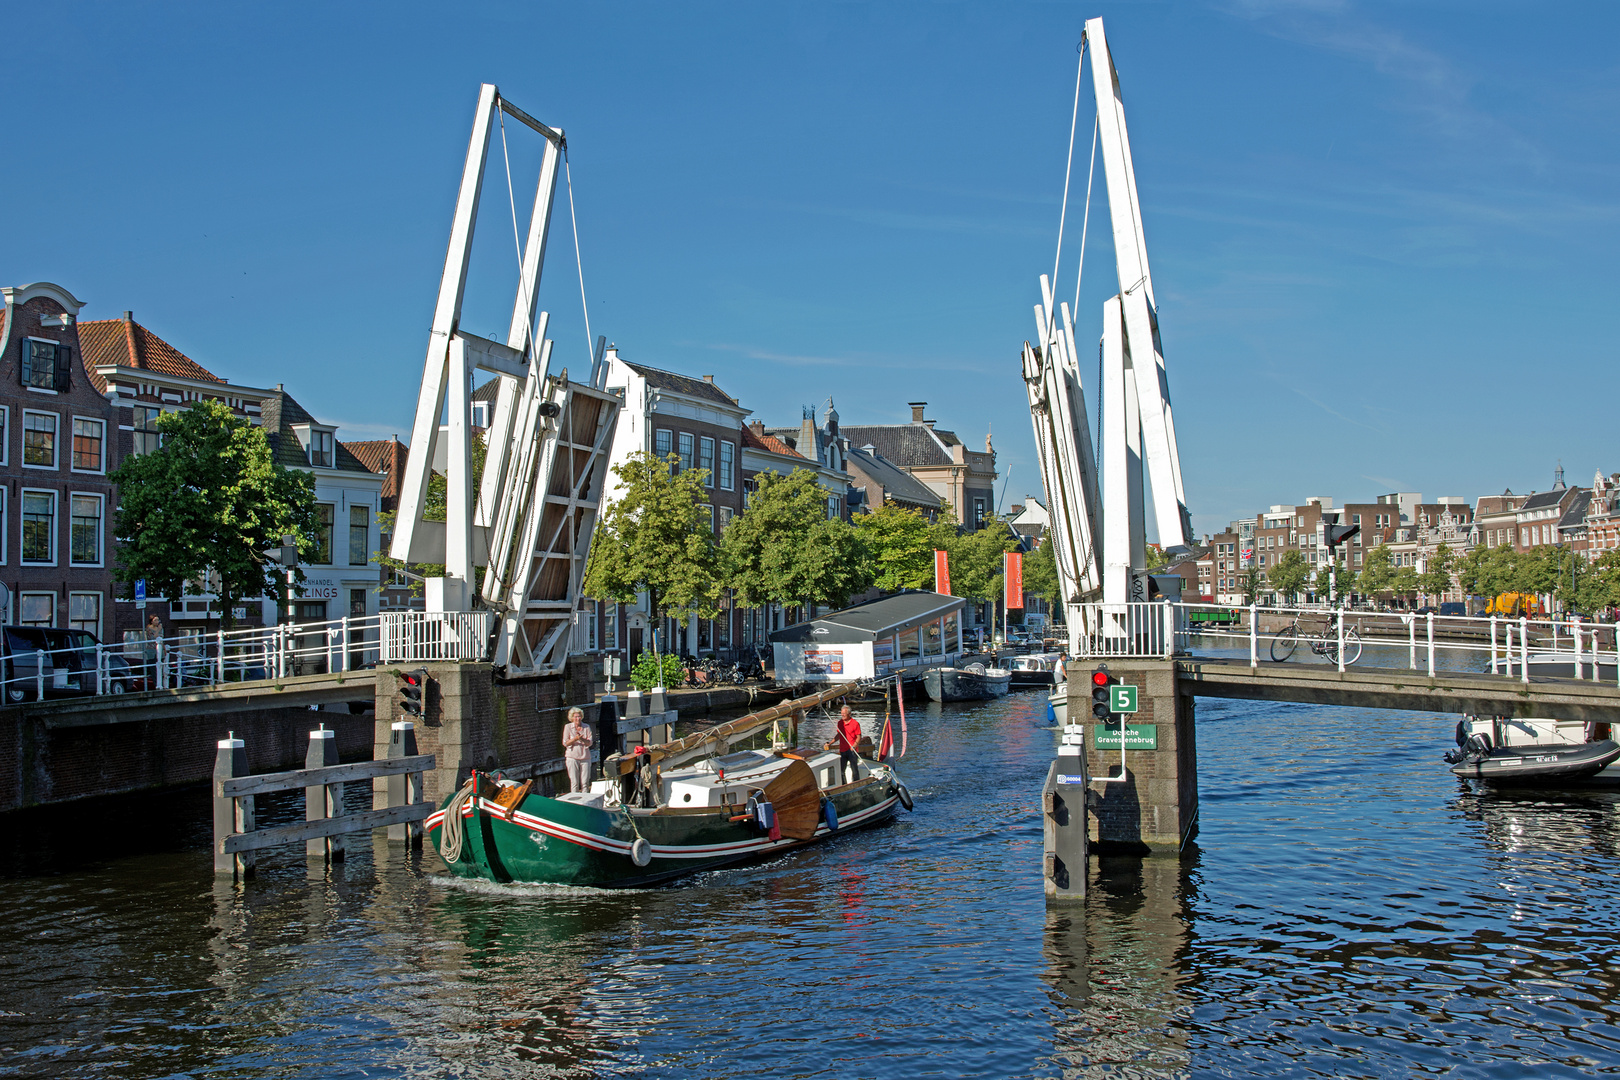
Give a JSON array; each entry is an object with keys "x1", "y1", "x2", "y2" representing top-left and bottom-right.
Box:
[
  {"x1": 1004, "y1": 551, "x2": 1024, "y2": 609},
  {"x1": 934, "y1": 549, "x2": 951, "y2": 596}
]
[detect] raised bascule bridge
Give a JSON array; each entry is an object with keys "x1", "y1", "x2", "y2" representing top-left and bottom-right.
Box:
[{"x1": 1024, "y1": 20, "x2": 1620, "y2": 890}]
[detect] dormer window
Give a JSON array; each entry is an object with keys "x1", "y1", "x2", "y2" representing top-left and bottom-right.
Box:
[
  {"x1": 294, "y1": 423, "x2": 337, "y2": 468},
  {"x1": 21, "y1": 339, "x2": 71, "y2": 392}
]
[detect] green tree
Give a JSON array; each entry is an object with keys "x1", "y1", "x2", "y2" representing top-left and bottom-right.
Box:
[
  {"x1": 584, "y1": 451, "x2": 721, "y2": 631},
  {"x1": 1569, "y1": 548, "x2": 1620, "y2": 613},
  {"x1": 722, "y1": 468, "x2": 873, "y2": 611},
  {"x1": 946, "y1": 516, "x2": 1020, "y2": 602},
  {"x1": 1240, "y1": 568, "x2": 1262, "y2": 605},
  {"x1": 1023, "y1": 535, "x2": 1063, "y2": 608},
  {"x1": 1418, "y1": 543, "x2": 1456, "y2": 602},
  {"x1": 1314, "y1": 558, "x2": 1356, "y2": 601},
  {"x1": 111, "y1": 399, "x2": 319, "y2": 627},
  {"x1": 373, "y1": 431, "x2": 488, "y2": 595},
  {"x1": 1145, "y1": 544, "x2": 1170, "y2": 571},
  {"x1": 1359, "y1": 543, "x2": 1396, "y2": 598},
  {"x1": 1456, "y1": 544, "x2": 1519, "y2": 599},
  {"x1": 1270, "y1": 549, "x2": 1311, "y2": 603},
  {"x1": 854, "y1": 501, "x2": 955, "y2": 592},
  {"x1": 1391, "y1": 565, "x2": 1420, "y2": 603}
]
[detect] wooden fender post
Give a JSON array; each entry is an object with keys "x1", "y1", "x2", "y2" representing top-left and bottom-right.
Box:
[
  {"x1": 306, "y1": 725, "x2": 345, "y2": 863},
  {"x1": 213, "y1": 733, "x2": 255, "y2": 879}
]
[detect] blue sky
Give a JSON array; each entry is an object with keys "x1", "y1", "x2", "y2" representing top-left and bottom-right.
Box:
[{"x1": 6, "y1": 2, "x2": 1617, "y2": 538}]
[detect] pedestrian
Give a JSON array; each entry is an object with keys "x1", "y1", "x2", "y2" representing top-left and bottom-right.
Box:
[
  {"x1": 563, "y1": 706, "x2": 594, "y2": 794},
  {"x1": 835, "y1": 704, "x2": 863, "y2": 785}
]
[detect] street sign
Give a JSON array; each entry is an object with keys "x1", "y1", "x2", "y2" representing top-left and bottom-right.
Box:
[
  {"x1": 1109, "y1": 684, "x2": 1138, "y2": 713},
  {"x1": 135, "y1": 578, "x2": 147, "y2": 611},
  {"x1": 1095, "y1": 724, "x2": 1157, "y2": 750}
]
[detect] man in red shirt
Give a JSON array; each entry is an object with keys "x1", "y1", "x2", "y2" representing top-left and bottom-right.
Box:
[{"x1": 835, "y1": 704, "x2": 863, "y2": 785}]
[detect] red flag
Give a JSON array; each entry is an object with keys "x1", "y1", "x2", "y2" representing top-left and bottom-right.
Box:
[
  {"x1": 1004, "y1": 551, "x2": 1024, "y2": 609},
  {"x1": 878, "y1": 713, "x2": 894, "y2": 762},
  {"x1": 935, "y1": 549, "x2": 951, "y2": 595},
  {"x1": 895, "y1": 680, "x2": 908, "y2": 757}
]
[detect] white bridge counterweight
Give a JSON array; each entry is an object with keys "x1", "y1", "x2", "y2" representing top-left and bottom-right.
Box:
[{"x1": 1023, "y1": 17, "x2": 1192, "y2": 653}]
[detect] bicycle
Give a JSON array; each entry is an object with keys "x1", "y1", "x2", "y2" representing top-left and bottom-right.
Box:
[{"x1": 1269, "y1": 610, "x2": 1362, "y2": 665}]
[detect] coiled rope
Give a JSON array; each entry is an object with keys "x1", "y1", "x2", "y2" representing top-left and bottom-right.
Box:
[{"x1": 438, "y1": 777, "x2": 478, "y2": 863}]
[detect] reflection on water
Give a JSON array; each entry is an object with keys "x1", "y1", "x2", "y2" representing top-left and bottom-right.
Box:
[{"x1": 1, "y1": 692, "x2": 1618, "y2": 1077}]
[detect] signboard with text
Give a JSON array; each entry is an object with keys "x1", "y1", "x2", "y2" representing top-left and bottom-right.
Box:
[
  {"x1": 1004, "y1": 551, "x2": 1024, "y2": 609},
  {"x1": 1095, "y1": 724, "x2": 1157, "y2": 750},
  {"x1": 803, "y1": 648, "x2": 845, "y2": 675}
]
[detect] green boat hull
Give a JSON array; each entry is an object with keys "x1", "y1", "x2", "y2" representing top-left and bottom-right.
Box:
[{"x1": 427, "y1": 770, "x2": 903, "y2": 888}]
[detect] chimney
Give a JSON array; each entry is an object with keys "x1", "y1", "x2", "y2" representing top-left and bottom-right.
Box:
[
  {"x1": 801, "y1": 414, "x2": 818, "y2": 461},
  {"x1": 122, "y1": 311, "x2": 133, "y2": 321},
  {"x1": 909, "y1": 401, "x2": 927, "y2": 423},
  {"x1": 702, "y1": 375, "x2": 714, "y2": 384},
  {"x1": 749, "y1": 420, "x2": 765, "y2": 437}
]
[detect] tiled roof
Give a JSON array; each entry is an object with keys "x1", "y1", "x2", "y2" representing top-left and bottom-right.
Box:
[
  {"x1": 260, "y1": 390, "x2": 372, "y2": 474},
  {"x1": 846, "y1": 444, "x2": 941, "y2": 508},
  {"x1": 343, "y1": 438, "x2": 408, "y2": 504},
  {"x1": 76, "y1": 316, "x2": 225, "y2": 393},
  {"x1": 472, "y1": 377, "x2": 502, "y2": 403},
  {"x1": 1520, "y1": 488, "x2": 1568, "y2": 511},
  {"x1": 741, "y1": 424, "x2": 803, "y2": 459},
  {"x1": 836, "y1": 424, "x2": 952, "y2": 467},
  {"x1": 624, "y1": 361, "x2": 738, "y2": 407}
]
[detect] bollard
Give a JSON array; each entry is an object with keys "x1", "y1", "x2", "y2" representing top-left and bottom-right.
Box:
[
  {"x1": 1042, "y1": 723, "x2": 1089, "y2": 901},
  {"x1": 1249, "y1": 604, "x2": 1258, "y2": 668},
  {"x1": 387, "y1": 720, "x2": 423, "y2": 845},
  {"x1": 647, "y1": 685, "x2": 668, "y2": 716},
  {"x1": 213, "y1": 732, "x2": 255, "y2": 878},
  {"x1": 1519, "y1": 617, "x2": 1530, "y2": 683},
  {"x1": 1427, "y1": 613, "x2": 1436, "y2": 677},
  {"x1": 306, "y1": 725, "x2": 345, "y2": 863},
  {"x1": 625, "y1": 688, "x2": 646, "y2": 718}
]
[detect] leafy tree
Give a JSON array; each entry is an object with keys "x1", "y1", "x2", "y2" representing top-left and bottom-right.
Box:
[
  {"x1": 855, "y1": 501, "x2": 956, "y2": 592},
  {"x1": 584, "y1": 451, "x2": 721, "y2": 631},
  {"x1": 111, "y1": 399, "x2": 319, "y2": 627},
  {"x1": 1313, "y1": 558, "x2": 1355, "y2": 601},
  {"x1": 722, "y1": 468, "x2": 873, "y2": 611},
  {"x1": 946, "y1": 516, "x2": 1020, "y2": 602},
  {"x1": 1569, "y1": 548, "x2": 1620, "y2": 613},
  {"x1": 373, "y1": 431, "x2": 488, "y2": 595},
  {"x1": 1270, "y1": 549, "x2": 1311, "y2": 603},
  {"x1": 1457, "y1": 544, "x2": 1519, "y2": 599},
  {"x1": 1359, "y1": 543, "x2": 1396, "y2": 598},
  {"x1": 1023, "y1": 535, "x2": 1063, "y2": 608},
  {"x1": 1144, "y1": 544, "x2": 1170, "y2": 571},
  {"x1": 1240, "y1": 568, "x2": 1262, "y2": 605},
  {"x1": 1391, "y1": 565, "x2": 1420, "y2": 603},
  {"x1": 1418, "y1": 543, "x2": 1456, "y2": 601}
]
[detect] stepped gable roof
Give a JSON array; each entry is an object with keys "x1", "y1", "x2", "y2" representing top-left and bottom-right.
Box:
[
  {"x1": 741, "y1": 424, "x2": 802, "y2": 459},
  {"x1": 623, "y1": 361, "x2": 738, "y2": 407},
  {"x1": 1558, "y1": 488, "x2": 1592, "y2": 529},
  {"x1": 76, "y1": 316, "x2": 224, "y2": 393},
  {"x1": 836, "y1": 424, "x2": 952, "y2": 467},
  {"x1": 846, "y1": 444, "x2": 941, "y2": 508},
  {"x1": 260, "y1": 390, "x2": 371, "y2": 473}
]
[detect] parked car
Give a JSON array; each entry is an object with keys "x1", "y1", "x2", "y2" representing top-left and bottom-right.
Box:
[{"x1": 2, "y1": 626, "x2": 138, "y2": 703}]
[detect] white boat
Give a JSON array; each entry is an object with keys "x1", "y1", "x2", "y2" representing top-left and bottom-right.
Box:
[
  {"x1": 1446, "y1": 714, "x2": 1620, "y2": 786},
  {"x1": 1008, "y1": 651, "x2": 1067, "y2": 689}
]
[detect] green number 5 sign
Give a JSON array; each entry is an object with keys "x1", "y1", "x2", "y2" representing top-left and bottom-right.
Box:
[{"x1": 1109, "y1": 684, "x2": 1138, "y2": 714}]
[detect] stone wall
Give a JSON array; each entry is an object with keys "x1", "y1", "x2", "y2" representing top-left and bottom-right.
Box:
[
  {"x1": 1070, "y1": 659, "x2": 1198, "y2": 854},
  {"x1": 0, "y1": 704, "x2": 373, "y2": 812}
]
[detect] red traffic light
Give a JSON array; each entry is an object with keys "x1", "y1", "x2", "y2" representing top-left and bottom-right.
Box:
[{"x1": 1091, "y1": 670, "x2": 1111, "y2": 687}]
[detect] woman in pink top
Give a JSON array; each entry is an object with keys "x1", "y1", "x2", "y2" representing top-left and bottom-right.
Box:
[{"x1": 563, "y1": 706, "x2": 594, "y2": 793}]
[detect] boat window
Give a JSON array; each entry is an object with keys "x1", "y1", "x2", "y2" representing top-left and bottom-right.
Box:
[
  {"x1": 923, "y1": 619, "x2": 943, "y2": 655},
  {"x1": 942, "y1": 611, "x2": 959, "y2": 652},
  {"x1": 899, "y1": 627, "x2": 920, "y2": 659}
]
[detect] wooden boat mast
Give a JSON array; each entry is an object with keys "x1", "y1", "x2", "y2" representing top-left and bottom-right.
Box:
[{"x1": 604, "y1": 682, "x2": 860, "y2": 774}]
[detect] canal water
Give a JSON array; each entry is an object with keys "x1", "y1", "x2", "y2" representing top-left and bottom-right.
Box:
[{"x1": 2, "y1": 684, "x2": 1618, "y2": 1077}]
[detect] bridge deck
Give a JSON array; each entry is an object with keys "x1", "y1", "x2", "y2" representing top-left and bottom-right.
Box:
[
  {"x1": 14, "y1": 670, "x2": 379, "y2": 728},
  {"x1": 1176, "y1": 656, "x2": 1620, "y2": 723}
]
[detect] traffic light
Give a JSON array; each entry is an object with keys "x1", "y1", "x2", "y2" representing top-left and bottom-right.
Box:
[
  {"x1": 1091, "y1": 665, "x2": 1115, "y2": 720},
  {"x1": 399, "y1": 668, "x2": 428, "y2": 717},
  {"x1": 1325, "y1": 523, "x2": 1359, "y2": 552}
]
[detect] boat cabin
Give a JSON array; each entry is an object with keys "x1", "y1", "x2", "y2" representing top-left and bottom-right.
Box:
[{"x1": 770, "y1": 592, "x2": 967, "y2": 684}]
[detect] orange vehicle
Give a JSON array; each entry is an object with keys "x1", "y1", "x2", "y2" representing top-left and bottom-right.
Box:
[{"x1": 1485, "y1": 592, "x2": 1543, "y2": 618}]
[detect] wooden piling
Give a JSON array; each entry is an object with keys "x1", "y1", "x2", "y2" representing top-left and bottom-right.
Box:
[
  {"x1": 386, "y1": 721, "x2": 423, "y2": 845},
  {"x1": 213, "y1": 733, "x2": 255, "y2": 879},
  {"x1": 305, "y1": 725, "x2": 344, "y2": 863}
]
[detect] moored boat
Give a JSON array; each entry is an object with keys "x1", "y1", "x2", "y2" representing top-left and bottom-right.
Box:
[
  {"x1": 426, "y1": 684, "x2": 914, "y2": 887},
  {"x1": 1007, "y1": 651, "x2": 1066, "y2": 689},
  {"x1": 1446, "y1": 714, "x2": 1620, "y2": 786},
  {"x1": 922, "y1": 663, "x2": 1010, "y2": 702}
]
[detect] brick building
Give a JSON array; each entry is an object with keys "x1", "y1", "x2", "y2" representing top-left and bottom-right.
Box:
[
  {"x1": 838, "y1": 401, "x2": 997, "y2": 530},
  {"x1": 0, "y1": 282, "x2": 117, "y2": 637}
]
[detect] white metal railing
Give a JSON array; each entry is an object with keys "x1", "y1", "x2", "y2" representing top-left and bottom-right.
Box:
[
  {"x1": 2, "y1": 610, "x2": 493, "y2": 705},
  {"x1": 1066, "y1": 600, "x2": 1620, "y2": 689}
]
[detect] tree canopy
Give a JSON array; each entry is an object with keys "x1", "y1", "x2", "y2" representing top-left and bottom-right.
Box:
[
  {"x1": 945, "y1": 517, "x2": 1020, "y2": 602},
  {"x1": 111, "y1": 399, "x2": 319, "y2": 626},
  {"x1": 1269, "y1": 549, "x2": 1311, "y2": 603},
  {"x1": 583, "y1": 451, "x2": 721, "y2": 627},
  {"x1": 854, "y1": 501, "x2": 957, "y2": 593},
  {"x1": 1023, "y1": 535, "x2": 1063, "y2": 609},
  {"x1": 720, "y1": 468, "x2": 873, "y2": 611}
]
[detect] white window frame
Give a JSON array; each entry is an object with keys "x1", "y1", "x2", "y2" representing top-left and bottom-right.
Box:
[
  {"x1": 20, "y1": 488, "x2": 57, "y2": 566},
  {"x1": 719, "y1": 440, "x2": 735, "y2": 491},
  {"x1": 654, "y1": 428, "x2": 672, "y2": 461},
  {"x1": 700, "y1": 504, "x2": 715, "y2": 533},
  {"x1": 18, "y1": 591, "x2": 55, "y2": 628},
  {"x1": 68, "y1": 592, "x2": 103, "y2": 638},
  {"x1": 0, "y1": 405, "x2": 8, "y2": 467},
  {"x1": 70, "y1": 415, "x2": 106, "y2": 474},
  {"x1": 69, "y1": 491, "x2": 106, "y2": 568},
  {"x1": 21, "y1": 410, "x2": 59, "y2": 470},
  {"x1": 699, "y1": 436, "x2": 715, "y2": 487}
]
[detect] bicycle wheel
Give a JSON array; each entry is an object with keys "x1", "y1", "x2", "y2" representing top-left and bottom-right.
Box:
[
  {"x1": 1342, "y1": 629, "x2": 1362, "y2": 665},
  {"x1": 1270, "y1": 623, "x2": 1300, "y2": 662}
]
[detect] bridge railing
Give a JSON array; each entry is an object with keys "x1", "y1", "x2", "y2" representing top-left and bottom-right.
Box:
[
  {"x1": 1, "y1": 611, "x2": 493, "y2": 704},
  {"x1": 1068, "y1": 601, "x2": 1620, "y2": 687}
]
